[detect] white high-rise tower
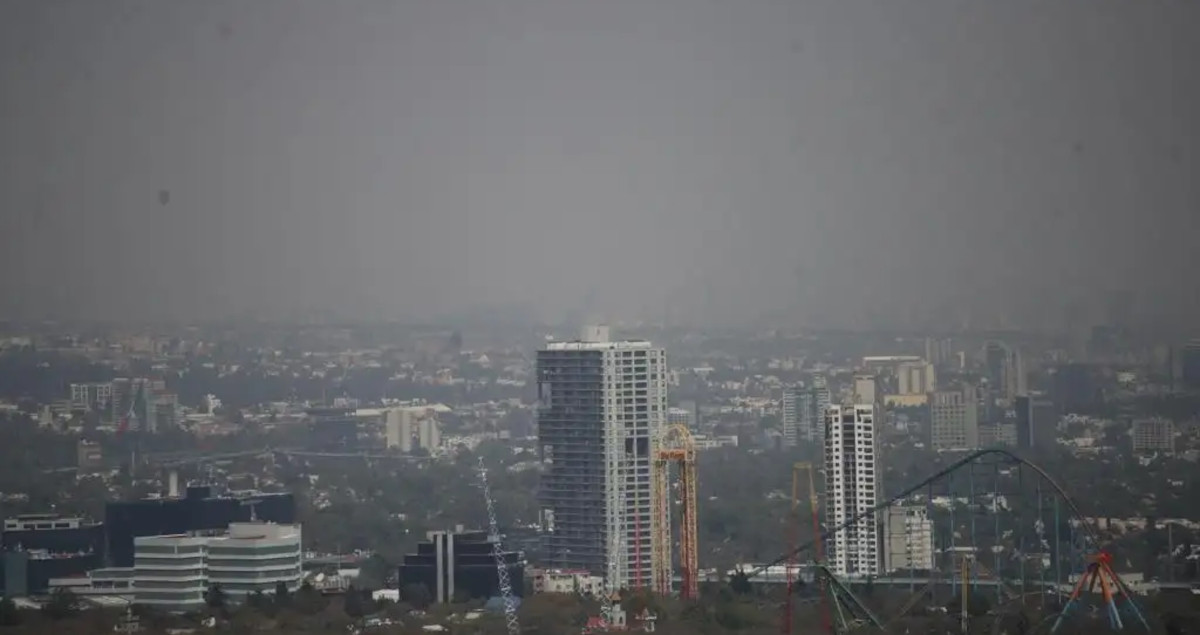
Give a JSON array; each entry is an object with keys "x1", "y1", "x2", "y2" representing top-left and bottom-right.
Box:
[
  {"x1": 824, "y1": 404, "x2": 880, "y2": 578},
  {"x1": 537, "y1": 326, "x2": 667, "y2": 590}
]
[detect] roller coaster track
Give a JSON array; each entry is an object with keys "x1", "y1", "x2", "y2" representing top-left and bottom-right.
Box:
[{"x1": 743, "y1": 448, "x2": 1098, "y2": 582}]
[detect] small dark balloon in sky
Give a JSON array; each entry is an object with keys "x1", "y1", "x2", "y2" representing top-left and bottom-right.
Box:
[
  {"x1": 158, "y1": 190, "x2": 170, "y2": 206},
  {"x1": 218, "y1": 21, "x2": 233, "y2": 41}
]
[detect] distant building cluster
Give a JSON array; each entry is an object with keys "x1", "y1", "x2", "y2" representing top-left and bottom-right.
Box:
[
  {"x1": 69, "y1": 378, "x2": 179, "y2": 432},
  {"x1": 1, "y1": 485, "x2": 298, "y2": 609},
  {"x1": 384, "y1": 407, "x2": 442, "y2": 454}
]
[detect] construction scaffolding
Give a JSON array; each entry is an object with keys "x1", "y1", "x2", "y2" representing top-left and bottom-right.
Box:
[
  {"x1": 785, "y1": 462, "x2": 830, "y2": 635},
  {"x1": 651, "y1": 424, "x2": 698, "y2": 599}
]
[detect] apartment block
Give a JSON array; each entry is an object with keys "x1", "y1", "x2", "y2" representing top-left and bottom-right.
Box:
[
  {"x1": 537, "y1": 326, "x2": 667, "y2": 590},
  {"x1": 929, "y1": 386, "x2": 979, "y2": 451},
  {"x1": 824, "y1": 404, "x2": 880, "y2": 578},
  {"x1": 1131, "y1": 418, "x2": 1175, "y2": 455}
]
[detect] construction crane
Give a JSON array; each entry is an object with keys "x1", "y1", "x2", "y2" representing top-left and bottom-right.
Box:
[
  {"x1": 784, "y1": 462, "x2": 831, "y2": 635},
  {"x1": 651, "y1": 424, "x2": 698, "y2": 599},
  {"x1": 477, "y1": 457, "x2": 520, "y2": 635}
]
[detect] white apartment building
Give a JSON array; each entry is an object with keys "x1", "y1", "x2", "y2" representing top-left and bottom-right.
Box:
[
  {"x1": 666, "y1": 407, "x2": 692, "y2": 429},
  {"x1": 132, "y1": 523, "x2": 302, "y2": 612},
  {"x1": 537, "y1": 326, "x2": 667, "y2": 590},
  {"x1": 883, "y1": 506, "x2": 935, "y2": 573},
  {"x1": 824, "y1": 404, "x2": 880, "y2": 578}
]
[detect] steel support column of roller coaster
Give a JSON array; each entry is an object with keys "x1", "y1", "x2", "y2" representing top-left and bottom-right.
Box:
[
  {"x1": 992, "y1": 461, "x2": 1003, "y2": 604},
  {"x1": 740, "y1": 448, "x2": 1149, "y2": 633}
]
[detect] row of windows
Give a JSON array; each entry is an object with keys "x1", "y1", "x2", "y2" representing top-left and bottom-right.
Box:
[
  {"x1": 208, "y1": 544, "x2": 300, "y2": 557},
  {"x1": 136, "y1": 545, "x2": 204, "y2": 555}
]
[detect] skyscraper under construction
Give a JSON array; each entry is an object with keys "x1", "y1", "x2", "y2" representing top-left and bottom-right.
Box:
[{"x1": 536, "y1": 326, "x2": 667, "y2": 590}]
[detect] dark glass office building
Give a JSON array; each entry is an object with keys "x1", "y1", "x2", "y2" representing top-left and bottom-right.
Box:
[
  {"x1": 1, "y1": 514, "x2": 106, "y2": 596},
  {"x1": 398, "y1": 529, "x2": 524, "y2": 604},
  {"x1": 306, "y1": 407, "x2": 362, "y2": 451},
  {"x1": 1015, "y1": 396, "x2": 1057, "y2": 451},
  {"x1": 105, "y1": 486, "x2": 295, "y2": 567}
]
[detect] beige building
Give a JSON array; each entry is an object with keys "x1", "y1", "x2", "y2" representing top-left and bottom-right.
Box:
[
  {"x1": 897, "y1": 362, "x2": 937, "y2": 396},
  {"x1": 853, "y1": 374, "x2": 879, "y2": 406},
  {"x1": 929, "y1": 386, "x2": 979, "y2": 451},
  {"x1": 883, "y1": 506, "x2": 935, "y2": 573}
]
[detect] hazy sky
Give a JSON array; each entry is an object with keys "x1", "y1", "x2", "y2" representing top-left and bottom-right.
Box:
[{"x1": 1, "y1": 0, "x2": 1196, "y2": 329}]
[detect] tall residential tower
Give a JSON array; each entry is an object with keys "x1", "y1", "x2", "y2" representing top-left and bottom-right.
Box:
[
  {"x1": 824, "y1": 404, "x2": 880, "y2": 578},
  {"x1": 781, "y1": 376, "x2": 830, "y2": 447},
  {"x1": 537, "y1": 326, "x2": 667, "y2": 590}
]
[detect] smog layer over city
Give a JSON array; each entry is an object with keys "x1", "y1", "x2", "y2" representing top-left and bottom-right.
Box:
[{"x1": 0, "y1": 1, "x2": 1197, "y2": 634}]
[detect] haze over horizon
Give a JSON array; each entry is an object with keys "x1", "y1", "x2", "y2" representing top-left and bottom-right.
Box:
[{"x1": 1, "y1": 0, "x2": 1196, "y2": 330}]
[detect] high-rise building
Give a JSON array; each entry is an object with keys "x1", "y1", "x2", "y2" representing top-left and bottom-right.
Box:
[
  {"x1": 385, "y1": 408, "x2": 415, "y2": 452},
  {"x1": 924, "y1": 337, "x2": 955, "y2": 367},
  {"x1": 983, "y1": 342, "x2": 1026, "y2": 404},
  {"x1": 883, "y1": 506, "x2": 935, "y2": 573},
  {"x1": 1131, "y1": 418, "x2": 1175, "y2": 455},
  {"x1": 897, "y1": 362, "x2": 937, "y2": 396},
  {"x1": 1014, "y1": 395, "x2": 1057, "y2": 450},
  {"x1": 1050, "y1": 363, "x2": 1101, "y2": 414},
  {"x1": 1177, "y1": 341, "x2": 1200, "y2": 391},
  {"x1": 824, "y1": 404, "x2": 880, "y2": 578},
  {"x1": 929, "y1": 385, "x2": 979, "y2": 451},
  {"x1": 781, "y1": 377, "x2": 830, "y2": 447},
  {"x1": 536, "y1": 326, "x2": 667, "y2": 590},
  {"x1": 810, "y1": 376, "x2": 831, "y2": 447},
  {"x1": 418, "y1": 418, "x2": 442, "y2": 452},
  {"x1": 781, "y1": 388, "x2": 799, "y2": 448},
  {"x1": 69, "y1": 383, "x2": 112, "y2": 411}
]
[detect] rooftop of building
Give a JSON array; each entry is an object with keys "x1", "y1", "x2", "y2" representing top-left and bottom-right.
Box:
[
  {"x1": 215, "y1": 522, "x2": 300, "y2": 542},
  {"x1": 110, "y1": 486, "x2": 292, "y2": 506},
  {"x1": 543, "y1": 339, "x2": 656, "y2": 351},
  {"x1": 4, "y1": 514, "x2": 99, "y2": 531}
]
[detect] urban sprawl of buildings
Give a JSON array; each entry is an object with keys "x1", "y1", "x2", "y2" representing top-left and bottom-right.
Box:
[{"x1": 1, "y1": 322, "x2": 1199, "y2": 621}]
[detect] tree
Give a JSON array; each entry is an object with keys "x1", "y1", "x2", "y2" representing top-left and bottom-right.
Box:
[
  {"x1": 402, "y1": 583, "x2": 433, "y2": 610},
  {"x1": 205, "y1": 584, "x2": 227, "y2": 611},
  {"x1": 247, "y1": 590, "x2": 270, "y2": 612},
  {"x1": 294, "y1": 581, "x2": 327, "y2": 616},
  {"x1": 273, "y1": 581, "x2": 291, "y2": 609},
  {"x1": 343, "y1": 585, "x2": 366, "y2": 618},
  {"x1": 728, "y1": 570, "x2": 752, "y2": 595},
  {"x1": 0, "y1": 597, "x2": 22, "y2": 627},
  {"x1": 41, "y1": 588, "x2": 79, "y2": 620}
]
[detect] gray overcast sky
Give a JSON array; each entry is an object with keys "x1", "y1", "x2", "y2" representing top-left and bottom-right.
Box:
[{"x1": 1, "y1": 0, "x2": 1196, "y2": 329}]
